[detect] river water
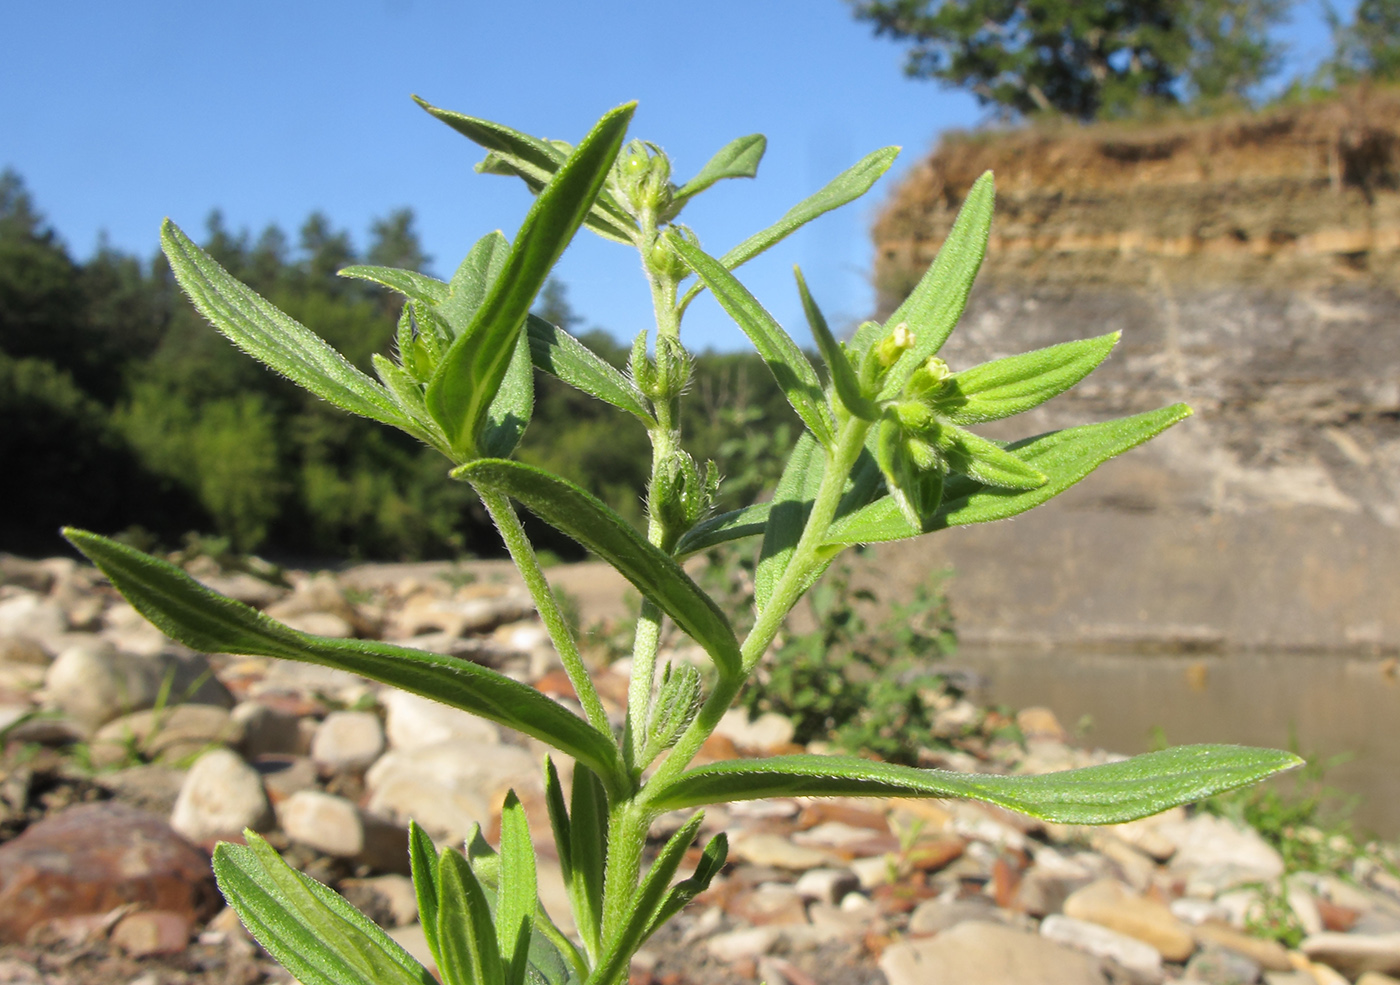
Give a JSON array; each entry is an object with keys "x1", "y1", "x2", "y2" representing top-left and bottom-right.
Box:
[{"x1": 953, "y1": 647, "x2": 1400, "y2": 838}]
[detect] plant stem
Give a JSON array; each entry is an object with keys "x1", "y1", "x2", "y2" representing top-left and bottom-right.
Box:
[
  {"x1": 640, "y1": 415, "x2": 873, "y2": 801},
  {"x1": 478, "y1": 486, "x2": 612, "y2": 737}
]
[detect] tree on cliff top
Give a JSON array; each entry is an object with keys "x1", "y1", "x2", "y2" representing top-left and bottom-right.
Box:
[
  {"x1": 1326, "y1": 0, "x2": 1400, "y2": 82},
  {"x1": 848, "y1": 0, "x2": 1291, "y2": 120}
]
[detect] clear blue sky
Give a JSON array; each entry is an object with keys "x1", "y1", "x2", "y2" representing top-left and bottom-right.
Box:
[{"x1": 2, "y1": 1, "x2": 1345, "y2": 351}]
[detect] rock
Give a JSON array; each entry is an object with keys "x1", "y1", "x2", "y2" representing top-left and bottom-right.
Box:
[
  {"x1": 232, "y1": 700, "x2": 308, "y2": 757},
  {"x1": 380, "y1": 689, "x2": 501, "y2": 751},
  {"x1": 311, "y1": 710, "x2": 385, "y2": 772},
  {"x1": 0, "y1": 801, "x2": 218, "y2": 943},
  {"x1": 1016, "y1": 852, "x2": 1100, "y2": 917},
  {"x1": 794, "y1": 868, "x2": 860, "y2": 905},
  {"x1": 255, "y1": 754, "x2": 319, "y2": 802},
  {"x1": 1193, "y1": 922, "x2": 1293, "y2": 971},
  {"x1": 792, "y1": 821, "x2": 898, "y2": 855},
  {"x1": 715, "y1": 709, "x2": 796, "y2": 751},
  {"x1": 1017, "y1": 706, "x2": 1068, "y2": 741},
  {"x1": 1301, "y1": 933, "x2": 1400, "y2": 977},
  {"x1": 279, "y1": 789, "x2": 408, "y2": 873},
  {"x1": 881, "y1": 920, "x2": 1108, "y2": 985},
  {"x1": 706, "y1": 926, "x2": 780, "y2": 963},
  {"x1": 94, "y1": 765, "x2": 188, "y2": 815},
  {"x1": 808, "y1": 900, "x2": 874, "y2": 939},
  {"x1": 849, "y1": 855, "x2": 894, "y2": 890},
  {"x1": 44, "y1": 642, "x2": 232, "y2": 731},
  {"x1": 89, "y1": 704, "x2": 243, "y2": 768},
  {"x1": 729, "y1": 831, "x2": 841, "y2": 871},
  {"x1": 169, "y1": 748, "x2": 273, "y2": 845},
  {"x1": 1185, "y1": 943, "x2": 1264, "y2": 985},
  {"x1": 0, "y1": 958, "x2": 41, "y2": 984},
  {"x1": 340, "y1": 874, "x2": 418, "y2": 927},
  {"x1": 1041, "y1": 914, "x2": 1165, "y2": 985},
  {"x1": 265, "y1": 572, "x2": 376, "y2": 637},
  {"x1": 0, "y1": 635, "x2": 49, "y2": 667},
  {"x1": 365, "y1": 740, "x2": 536, "y2": 844},
  {"x1": 392, "y1": 592, "x2": 532, "y2": 639},
  {"x1": 907, "y1": 897, "x2": 1007, "y2": 936},
  {"x1": 0, "y1": 593, "x2": 67, "y2": 647},
  {"x1": 1288, "y1": 885, "x2": 1324, "y2": 936},
  {"x1": 1158, "y1": 813, "x2": 1284, "y2": 894},
  {"x1": 388, "y1": 922, "x2": 435, "y2": 970},
  {"x1": 1063, "y1": 878, "x2": 1196, "y2": 962},
  {"x1": 279, "y1": 611, "x2": 354, "y2": 638},
  {"x1": 193, "y1": 571, "x2": 288, "y2": 608},
  {"x1": 1357, "y1": 973, "x2": 1400, "y2": 985},
  {"x1": 110, "y1": 910, "x2": 193, "y2": 957},
  {"x1": 727, "y1": 884, "x2": 809, "y2": 926},
  {"x1": 1093, "y1": 835, "x2": 1158, "y2": 892}
]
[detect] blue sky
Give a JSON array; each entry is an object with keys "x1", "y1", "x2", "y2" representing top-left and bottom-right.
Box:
[{"x1": 3, "y1": 1, "x2": 1345, "y2": 352}]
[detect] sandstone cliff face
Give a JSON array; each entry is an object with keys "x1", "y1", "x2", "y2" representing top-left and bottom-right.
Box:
[{"x1": 868, "y1": 89, "x2": 1400, "y2": 653}]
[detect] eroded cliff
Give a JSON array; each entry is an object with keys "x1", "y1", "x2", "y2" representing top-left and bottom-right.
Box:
[{"x1": 868, "y1": 87, "x2": 1400, "y2": 652}]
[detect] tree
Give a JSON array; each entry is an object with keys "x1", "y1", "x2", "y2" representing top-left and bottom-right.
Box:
[
  {"x1": 848, "y1": 0, "x2": 1292, "y2": 120},
  {"x1": 1326, "y1": 0, "x2": 1400, "y2": 82}
]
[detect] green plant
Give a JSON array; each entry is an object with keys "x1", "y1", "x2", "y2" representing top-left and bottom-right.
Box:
[
  {"x1": 740, "y1": 559, "x2": 956, "y2": 764},
  {"x1": 63, "y1": 97, "x2": 1299, "y2": 985}
]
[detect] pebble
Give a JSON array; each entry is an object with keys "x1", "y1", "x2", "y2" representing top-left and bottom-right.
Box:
[
  {"x1": 0, "y1": 593, "x2": 67, "y2": 647},
  {"x1": 729, "y1": 831, "x2": 840, "y2": 871},
  {"x1": 0, "y1": 635, "x2": 49, "y2": 666},
  {"x1": 169, "y1": 747, "x2": 273, "y2": 845},
  {"x1": 110, "y1": 910, "x2": 193, "y2": 957},
  {"x1": 380, "y1": 689, "x2": 501, "y2": 751},
  {"x1": 89, "y1": 704, "x2": 243, "y2": 768},
  {"x1": 0, "y1": 801, "x2": 218, "y2": 943},
  {"x1": 1064, "y1": 878, "x2": 1196, "y2": 962},
  {"x1": 232, "y1": 700, "x2": 308, "y2": 757},
  {"x1": 1301, "y1": 932, "x2": 1400, "y2": 977},
  {"x1": 365, "y1": 740, "x2": 536, "y2": 844},
  {"x1": 1041, "y1": 914, "x2": 1166, "y2": 985},
  {"x1": 311, "y1": 710, "x2": 385, "y2": 772},
  {"x1": 1194, "y1": 922, "x2": 1293, "y2": 971},
  {"x1": 1159, "y1": 813, "x2": 1285, "y2": 894},
  {"x1": 1186, "y1": 943, "x2": 1264, "y2": 984},
  {"x1": 44, "y1": 641, "x2": 231, "y2": 731},
  {"x1": 715, "y1": 709, "x2": 797, "y2": 751},
  {"x1": 278, "y1": 789, "x2": 408, "y2": 873},
  {"x1": 880, "y1": 920, "x2": 1108, "y2": 985},
  {"x1": 706, "y1": 926, "x2": 780, "y2": 963},
  {"x1": 793, "y1": 867, "x2": 860, "y2": 904},
  {"x1": 907, "y1": 897, "x2": 1008, "y2": 936}
]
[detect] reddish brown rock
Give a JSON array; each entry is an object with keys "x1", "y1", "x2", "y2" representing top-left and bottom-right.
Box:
[{"x1": 0, "y1": 801, "x2": 219, "y2": 943}]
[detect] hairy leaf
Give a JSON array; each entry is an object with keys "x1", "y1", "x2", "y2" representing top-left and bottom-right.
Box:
[
  {"x1": 672, "y1": 502, "x2": 771, "y2": 559},
  {"x1": 568, "y1": 765, "x2": 608, "y2": 962},
  {"x1": 338, "y1": 265, "x2": 449, "y2": 305},
  {"x1": 64, "y1": 529, "x2": 626, "y2": 789},
  {"x1": 213, "y1": 834, "x2": 433, "y2": 985},
  {"x1": 795, "y1": 265, "x2": 878, "y2": 420},
  {"x1": 675, "y1": 134, "x2": 767, "y2": 202},
  {"x1": 479, "y1": 330, "x2": 535, "y2": 459},
  {"x1": 160, "y1": 221, "x2": 410, "y2": 429},
  {"x1": 936, "y1": 332, "x2": 1120, "y2": 425},
  {"x1": 755, "y1": 432, "x2": 825, "y2": 613},
  {"x1": 648, "y1": 746, "x2": 1303, "y2": 822},
  {"x1": 408, "y1": 821, "x2": 441, "y2": 965},
  {"x1": 526, "y1": 314, "x2": 655, "y2": 426},
  {"x1": 455, "y1": 461, "x2": 740, "y2": 679},
  {"x1": 671, "y1": 237, "x2": 834, "y2": 448},
  {"x1": 437, "y1": 848, "x2": 502, "y2": 985},
  {"x1": 497, "y1": 792, "x2": 536, "y2": 985},
  {"x1": 826, "y1": 405, "x2": 1191, "y2": 544}
]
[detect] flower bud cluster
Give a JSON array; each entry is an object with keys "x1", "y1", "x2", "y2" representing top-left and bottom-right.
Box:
[{"x1": 611, "y1": 139, "x2": 676, "y2": 219}]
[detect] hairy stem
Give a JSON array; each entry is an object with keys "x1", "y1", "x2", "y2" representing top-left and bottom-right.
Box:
[{"x1": 478, "y1": 487, "x2": 612, "y2": 737}]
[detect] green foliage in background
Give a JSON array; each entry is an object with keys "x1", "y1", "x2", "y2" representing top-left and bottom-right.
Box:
[{"x1": 847, "y1": 0, "x2": 1292, "y2": 120}]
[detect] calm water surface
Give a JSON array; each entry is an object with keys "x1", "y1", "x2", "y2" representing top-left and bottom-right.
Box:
[{"x1": 953, "y1": 648, "x2": 1400, "y2": 838}]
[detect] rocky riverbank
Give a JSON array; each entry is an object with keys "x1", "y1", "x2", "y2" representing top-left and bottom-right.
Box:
[{"x1": 2, "y1": 551, "x2": 1399, "y2": 985}]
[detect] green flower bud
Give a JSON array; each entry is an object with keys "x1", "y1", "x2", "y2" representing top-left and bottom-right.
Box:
[
  {"x1": 651, "y1": 450, "x2": 711, "y2": 540},
  {"x1": 906, "y1": 356, "x2": 951, "y2": 398},
  {"x1": 875, "y1": 322, "x2": 915, "y2": 368},
  {"x1": 643, "y1": 662, "x2": 703, "y2": 762},
  {"x1": 654, "y1": 333, "x2": 692, "y2": 399},
  {"x1": 630, "y1": 330, "x2": 659, "y2": 396}
]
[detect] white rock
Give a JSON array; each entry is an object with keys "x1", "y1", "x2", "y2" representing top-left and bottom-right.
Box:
[
  {"x1": 45, "y1": 642, "x2": 232, "y2": 730},
  {"x1": 170, "y1": 748, "x2": 272, "y2": 843},
  {"x1": 1301, "y1": 933, "x2": 1400, "y2": 977},
  {"x1": 311, "y1": 711, "x2": 385, "y2": 772},
  {"x1": 706, "y1": 927, "x2": 779, "y2": 963},
  {"x1": 0, "y1": 592, "x2": 67, "y2": 644},
  {"x1": 729, "y1": 831, "x2": 840, "y2": 871},
  {"x1": 794, "y1": 868, "x2": 860, "y2": 905},
  {"x1": 279, "y1": 612, "x2": 354, "y2": 638},
  {"x1": 1041, "y1": 914, "x2": 1165, "y2": 985},
  {"x1": 1171, "y1": 898, "x2": 1231, "y2": 925},
  {"x1": 715, "y1": 709, "x2": 795, "y2": 751},
  {"x1": 365, "y1": 740, "x2": 536, "y2": 844},
  {"x1": 380, "y1": 690, "x2": 501, "y2": 751},
  {"x1": 850, "y1": 855, "x2": 894, "y2": 890},
  {"x1": 1158, "y1": 813, "x2": 1284, "y2": 894},
  {"x1": 881, "y1": 921, "x2": 1107, "y2": 985},
  {"x1": 232, "y1": 701, "x2": 308, "y2": 757},
  {"x1": 280, "y1": 790, "x2": 365, "y2": 857}
]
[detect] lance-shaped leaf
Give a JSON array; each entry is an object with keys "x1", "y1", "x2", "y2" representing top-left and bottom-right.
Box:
[
  {"x1": 479, "y1": 330, "x2": 535, "y2": 459},
  {"x1": 935, "y1": 332, "x2": 1120, "y2": 425},
  {"x1": 673, "y1": 502, "x2": 771, "y2": 559},
  {"x1": 670, "y1": 236, "x2": 834, "y2": 448},
  {"x1": 826, "y1": 404, "x2": 1191, "y2": 544},
  {"x1": 63, "y1": 529, "x2": 627, "y2": 790},
  {"x1": 795, "y1": 266, "x2": 878, "y2": 421},
  {"x1": 437, "y1": 233, "x2": 511, "y2": 340},
  {"x1": 589, "y1": 813, "x2": 706, "y2": 985},
  {"x1": 854, "y1": 172, "x2": 995, "y2": 393},
  {"x1": 160, "y1": 221, "x2": 410, "y2": 430},
  {"x1": 373, "y1": 354, "x2": 446, "y2": 455},
  {"x1": 213, "y1": 833, "x2": 434, "y2": 985},
  {"x1": 647, "y1": 746, "x2": 1303, "y2": 823},
  {"x1": 568, "y1": 764, "x2": 609, "y2": 962},
  {"x1": 877, "y1": 419, "x2": 946, "y2": 533},
  {"x1": 643, "y1": 833, "x2": 727, "y2": 939},
  {"x1": 526, "y1": 314, "x2": 655, "y2": 426},
  {"x1": 425, "y1": 103, "x2": 634, "y2": 459},
  {"x1": 455, "y1": 460, "x2": 741, "y2": 679},
  {"x1": 934, "y1": 426, "x2": 1047, "y2": 490},
  {"x1": 408, "y1": 821, "x2": 442, "y2": 964},
  {"x1": 755, "y1": 432, "x2": 825, "y2": 613},
  {"x1": 497, "y1": 792, "x2": 536, "y2": 985},
  {"x1": 338, "y1": 265, "x2": 449, "y2": 306},
  {"x1": 674, "y1": 134, "x2": 766, "y2": 202},
  {"x1": 437, "y1": 848, "x2": 503, "y2": 985},
  {"x1": 679, "y1": 146, "x2": 900, "y2": 313},
  {"x1": 414, "y1": 96, "x2": 637, "y2": 245}
]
